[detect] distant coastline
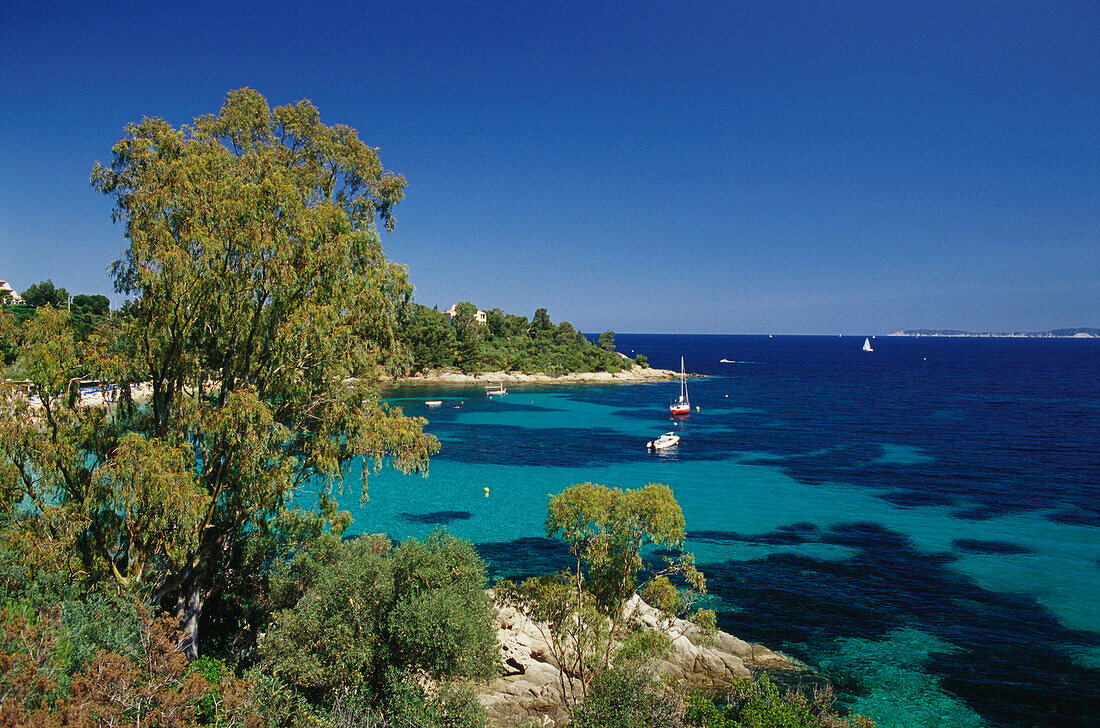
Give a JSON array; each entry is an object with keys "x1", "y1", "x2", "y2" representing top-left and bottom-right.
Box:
[{"x1": 890, "y1": 327, "x2": 1099, "y2": 339}]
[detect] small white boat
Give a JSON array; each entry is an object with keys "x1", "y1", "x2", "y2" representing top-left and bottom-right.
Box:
[
  {"x1": 485, "y1": 383, "x2": 507, "y2": 396},
  {"x1": 669, "y1": 357, "x2": 690, "y2": 416},
  {"x1": 719, "y1": 358, "x2": 733, "y2": 363},
  {"x1": 863, "y1": 337, "x2": 874, "y2": 352},
  {"x1": 425, "y1": 400, "x2": 442, "y2": 406},
  {"x1": 647, "y1": 432, "x2": 680, "y2": 450}
]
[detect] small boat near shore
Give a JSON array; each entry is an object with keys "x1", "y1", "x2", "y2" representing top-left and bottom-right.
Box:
[
  {"x1": 485, "y1": 383, "x2": 507, "y2": 396},
  {"x1": 647, "y1": 432, "x2": 680, "y2": 450},
  {"x1": 425, "y1": 400, "x2": 442, "y2": 406}
]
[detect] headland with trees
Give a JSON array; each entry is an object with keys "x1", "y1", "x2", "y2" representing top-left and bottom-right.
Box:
[{"x1": 0, "y1": 90, "x2": 873, "y2": 728}]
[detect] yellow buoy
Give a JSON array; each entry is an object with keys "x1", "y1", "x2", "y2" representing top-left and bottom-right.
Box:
[
  {"x1": 484, "y1": 487, "x2": 490, "y2": 497},
  {"x1": 695, "y1": 406, "x2": 700, "y2": 412}
]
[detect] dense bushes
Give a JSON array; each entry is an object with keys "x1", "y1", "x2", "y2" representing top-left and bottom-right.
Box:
[
  {"x1": 571, "y1": 657, "x2": 685, "y2": 728},
  {"x1": 0, "y1": 510, "x2": 496, "y2": 728},
  {"x1": 571, "y1": 662, "x2": 878, "y2": 728},
  {"x1": 684, "y1": 673, "x2": 877, "y2": 728},
  {"x1": 396, "y1": 303, "x2": 631, "y2": 374},
  {"x1": 260, "y1": 531, "x2": 497, "y2": 704}
]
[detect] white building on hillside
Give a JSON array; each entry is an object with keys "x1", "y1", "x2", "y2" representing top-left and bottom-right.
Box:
[
  {"x1": 0, "y1": 280, "x2": 22, "y2": 304},
  {"x1": 444, "y1": 304, "x2": 486, "y2": 324}
]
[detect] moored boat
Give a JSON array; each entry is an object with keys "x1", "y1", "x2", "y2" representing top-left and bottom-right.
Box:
[
  {"x1": 647, "y1": 432, "x2": 680, "y2": 450},
  {"x1": 670, "y1": 356, "x2": 690, "y2": 416}
]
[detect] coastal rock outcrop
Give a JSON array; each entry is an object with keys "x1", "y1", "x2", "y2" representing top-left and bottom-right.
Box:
[
  {"x1": 388, "y1": 364, "x2": 682, "y2": 385},
  {"x1": 477, "y1": 595, "x2": 796, "y2": 727}
]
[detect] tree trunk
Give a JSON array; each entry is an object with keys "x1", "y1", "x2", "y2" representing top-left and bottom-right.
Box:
[{"x1": 176, "y1": 579, "x2": 205, "y2": 661}]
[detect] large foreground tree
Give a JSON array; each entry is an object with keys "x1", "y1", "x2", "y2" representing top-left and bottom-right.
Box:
[{"x1": 0, "y1": 88, "x2": 438, "y2": 658}]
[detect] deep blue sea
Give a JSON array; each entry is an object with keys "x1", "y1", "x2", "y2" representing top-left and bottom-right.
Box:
[{"x1": 326, "y1": 334, "x2": 1100, "y2": 728}]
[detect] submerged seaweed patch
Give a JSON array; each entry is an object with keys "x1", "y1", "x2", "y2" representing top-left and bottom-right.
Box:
[
  {"x1": 400, "y1": 510, "x2": 473, "y2": 525},
  {"x1": 952, "y1": 538, "x2": 1032, "y2": 555}
]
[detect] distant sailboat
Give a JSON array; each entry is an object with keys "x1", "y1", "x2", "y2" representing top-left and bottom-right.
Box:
[
  {"x1": 863, "y1": 338, "x2": 874, "y2": 352},
  {"x1": 670, "y1": 357, "x2": 690, "y2": 416}
]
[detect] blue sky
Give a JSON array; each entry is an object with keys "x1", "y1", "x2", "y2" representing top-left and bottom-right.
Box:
[{"x1": 1, "y1": 1, "x2": 1096, "y2": 334}]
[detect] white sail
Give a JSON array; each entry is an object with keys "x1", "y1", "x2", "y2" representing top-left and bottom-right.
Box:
[
  {"x1": 670, "y1": 356, "x2": 691, "y2": 415},
  {"x1": 863, "y1": 338, "x2": 874, "y2": 352}
]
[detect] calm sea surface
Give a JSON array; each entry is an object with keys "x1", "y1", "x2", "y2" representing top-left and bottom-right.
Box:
[{"x1": 326, "y1": 334, "x2": 1100, "y2": 728}]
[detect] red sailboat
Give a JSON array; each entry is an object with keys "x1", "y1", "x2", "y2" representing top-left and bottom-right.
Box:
[{"x1": 669, "y1": 357, "x2": 690, "y2": 416}]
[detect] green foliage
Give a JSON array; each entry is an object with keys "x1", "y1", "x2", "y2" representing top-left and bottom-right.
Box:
[
  {"x1": 500, "y1": 482, "x2": 709, "y2": 708},
  {"x1": 531, "y1": 308, "x2": 553, "y2": 338},
  {"x1": 189, "y1": 654, "x2": 230, "y2": 724},
  {"x1": 0, "y1": 88, "x2": 440, "y2": 659},
  {"x1": 399, "y1": 305, "x2": 455, "y2": 371},
  {"x1": 378, "y1": 672, "x2": 487, "y2": 728},
  {"x1": 261, "y1": 536, "x2": 392, "y2": 698},
  {"x1": 597, "y1": 330, "x2": 616, "y2": 352},
  {"x1": 684, "y1": 674, "x2": 877, "y2": 728},
  {"x1": 387, "y1": 533, "x2": 497, "y2": 680},
  {"x1": 260, "y1": 532, "x2": 496, "y2": 709},
  {"x1": 635, "y1": 353, "x2": 648, "y2": 368},
  {"x1": 685, "y1": 693, "x2": 737, "y2": 728},
  {"x1": 70, "y1": 294, "x2": 110, "y2": 316},
  {"x1": 451, "y1": 302, "x2": 481, "y2": 340},
  {"x1": 245, "y1": 670, "x2": 318, "y2": 727},
  {"x1": 546, "y1": 482, "x2": 703, "y2": 621},
  {"x1": 571, "y1": 657, "x2": 685, "y2": 728},
  {"x1": 20, "y1": 279, "x2": 67, "y2": 308},
  {"x1": 395, "y1": 302, "x2": 630, "y2": 375}
]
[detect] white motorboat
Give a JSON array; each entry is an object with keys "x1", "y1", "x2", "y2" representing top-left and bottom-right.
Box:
[
  {"x1": 485, "y1": 383, "x2": 507, "y2": 396},
  {"x1": 425, "y1": 400, "x2": 442, "y2": 406},
  {"x1": 647, "y1": 432, "x2": 680, "y2": 450}
]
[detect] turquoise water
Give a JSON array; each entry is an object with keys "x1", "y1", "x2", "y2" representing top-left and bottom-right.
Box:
[{"x1": 317, "y1": 335, "x2": 1100, "y2": 728}]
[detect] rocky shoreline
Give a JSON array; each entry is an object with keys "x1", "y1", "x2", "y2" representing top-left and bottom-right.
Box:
[
  {"x1": 384, "y1": 364, "x2": 681, "y2": 386},
  {"x1": 479, "y1": 594, "x2": 799, "y2": 727}
]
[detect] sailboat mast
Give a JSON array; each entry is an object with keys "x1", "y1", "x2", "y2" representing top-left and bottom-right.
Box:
[{"x1": 680, "y1": 356, "x2": 687, "y2": 403}]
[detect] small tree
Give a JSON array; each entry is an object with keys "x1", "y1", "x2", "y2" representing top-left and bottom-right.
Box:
[
  {"x1": 486, "y1": 307, "x2": 507, "y2": 339},
  {"x1": 20, "y1": 280, "x2": 68, "y2": 309},
  {"x1": 451, "y1": 302, "x2": 481, "y2": 339},
  {"x1": 530, "y1": 307, "x2": 554, "y2": 338},
  {"x1": 499, "y1": 482, "x2": 711, "y2": 706},
  {"x1": 597, "y1": 330, "x2": 616, "y2": 352},
  {"x1": 70, "y1": 294, "x2": 110, "y2": 317}
]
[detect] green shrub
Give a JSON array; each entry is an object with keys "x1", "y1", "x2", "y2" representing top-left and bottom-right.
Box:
[
  {"x1": 260, "y1": 531, "x2": 496, "y2": 709},
  {"x1": 387, "y1": 533, "x2": 498, "y2": 681},
  {"x1": 684, "y1": 674, "x2": 877, "y2": 728},
  {"x1": 571, "y1": 658, "x2": 685, "y2": 728},
  {"x1": 381, "y1": 672, "x2": 487, "y2": 728}
]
